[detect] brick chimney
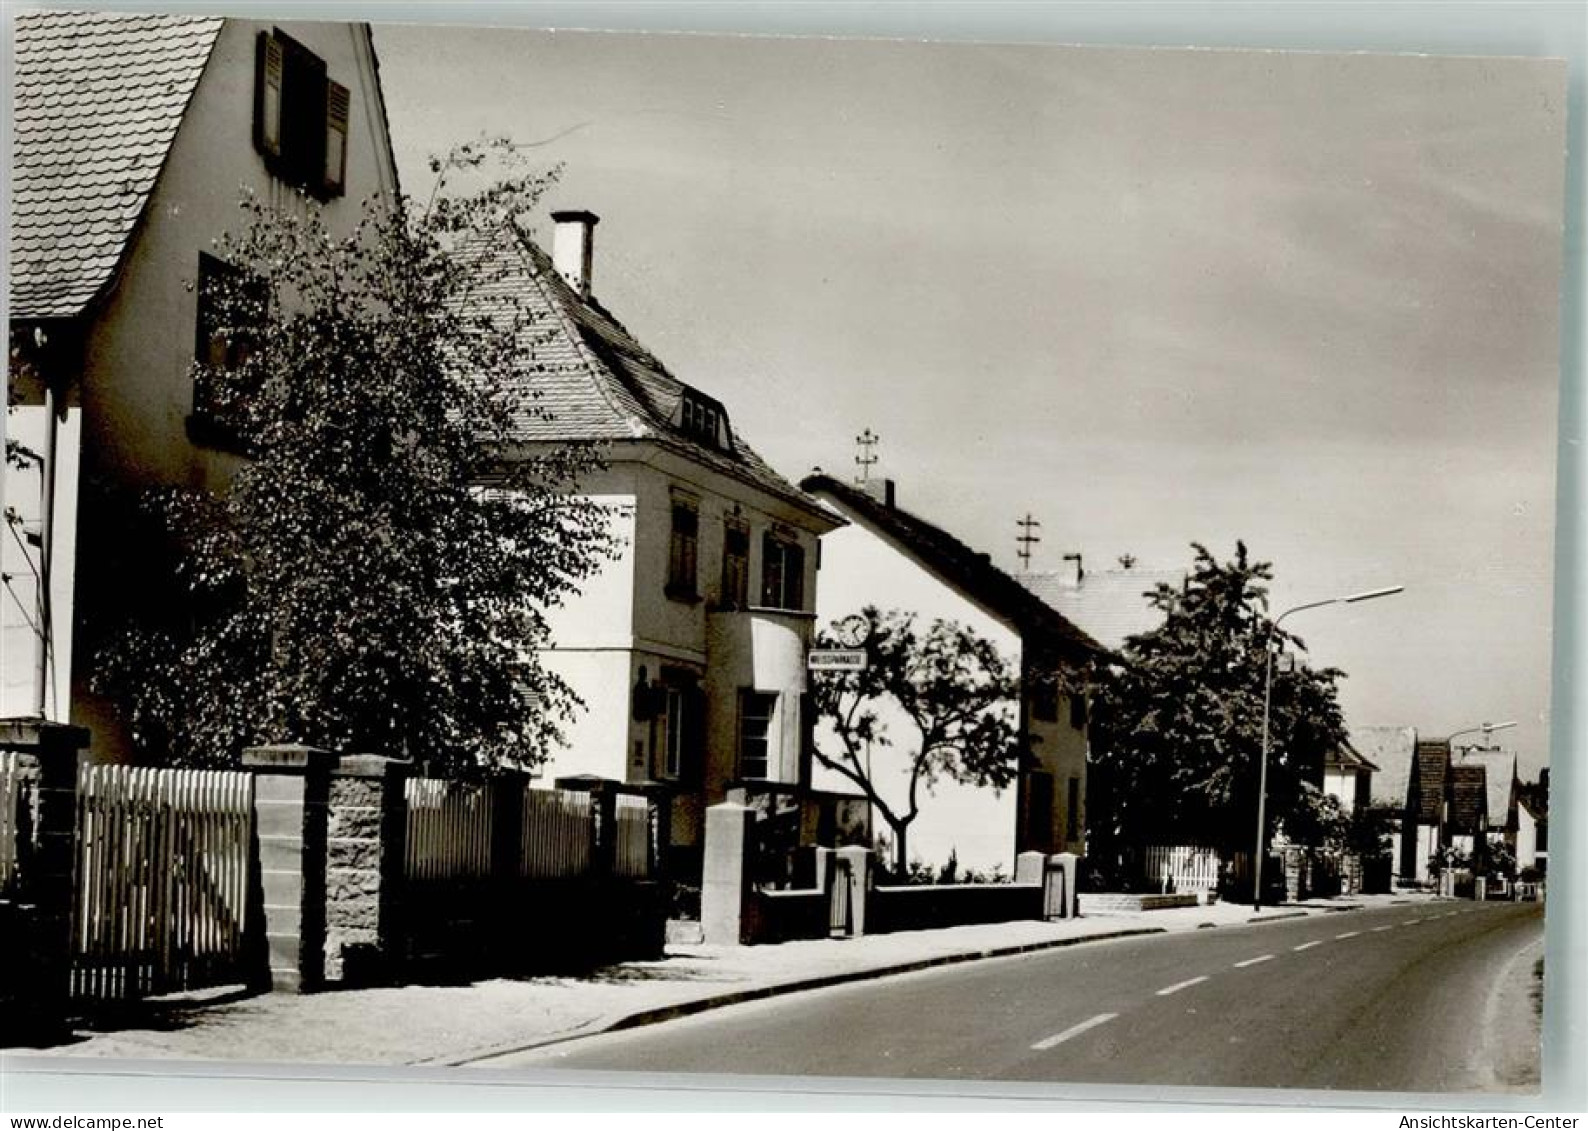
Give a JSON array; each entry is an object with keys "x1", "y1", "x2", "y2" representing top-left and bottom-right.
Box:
[{"x1": 551, "y1": 210, "x2": 599, "y2": 299}]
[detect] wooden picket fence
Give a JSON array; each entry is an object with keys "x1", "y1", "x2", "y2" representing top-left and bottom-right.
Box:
[
  {"x1": 1142, "y1": 844, "x2": 1221, "y2": 894},
  {"x1": 404, "y1": 777, "x2": 493, "y2": 881},
  {"x1": 1, "y1": 751, "x2": 40, "y2": 895},
  {"x1": 520, "y1": 787, "x2": 592, "y2": 879},
  {"x1": 613, "y1": 793, "x2": 651, "y2": 879},
  {"x1": 71, "y1": 764, "x2": 255, "y2": 1002}
]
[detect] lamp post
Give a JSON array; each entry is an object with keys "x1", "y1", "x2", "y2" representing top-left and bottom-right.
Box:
[
  {"x1": 1252, "y1": 585, "x2": 1403, "y2": 911},
  {"x1": 1447, "y1": 720, "x2": 1517, "y2": 757}
]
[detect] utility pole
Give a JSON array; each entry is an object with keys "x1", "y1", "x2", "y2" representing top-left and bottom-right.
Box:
[
  {"x1": 854, "y1": 428, "x2": 880, "y2": 484},
  {"x1": 1016, "y1": 514, "x2": 1041, "y2": 570}
]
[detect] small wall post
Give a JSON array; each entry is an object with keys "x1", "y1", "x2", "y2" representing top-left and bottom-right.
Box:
[
  {"x1": 836, "y1": 845, "x2": 871, "y2": 936},
  {"x1": 1051, "y1": 851, "x2": 1079, "y2": 918},
  {"x1": 243, "y1": 744, "x2": 334, "y2": 993}
]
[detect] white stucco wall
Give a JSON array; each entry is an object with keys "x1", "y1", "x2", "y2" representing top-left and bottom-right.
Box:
[
  {"x1": 0, "y1": 408, "x2": 82, "y2": 721},
  {"x1": 1323, "y1": 767, "x2": 1357, "y2": 814},
  {"x1": 33, "y1": 19, "x2": 398, "y2": 757},
  {"x1": 811, "y1": 512, "x2": 1022, "y2": 875}
]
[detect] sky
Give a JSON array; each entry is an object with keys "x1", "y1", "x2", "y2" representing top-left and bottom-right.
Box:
[{"x1": 374, "y1": 21, "x2": 1568, "y2": 780}]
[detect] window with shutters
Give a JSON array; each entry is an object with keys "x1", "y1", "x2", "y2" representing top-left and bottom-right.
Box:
[
  {"x1": 190, "y1": 252, "x2": 267, "y2": 446},
  {"x1": 760, "y1": 532, "x2": 805, "y2": 611},
  {"x1": 254, "y1": 29, "x2": 349, "y2": 198},
  {"x1": 720, "y1": 521, "x2": 749, "y2": 609},
  {"x1": 666, "y1": 497, "x2": 700, "y2": 601}
]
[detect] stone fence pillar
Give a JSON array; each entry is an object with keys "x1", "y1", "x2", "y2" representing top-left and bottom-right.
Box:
[
  {"x1": 324, "y1": 753, "x2": 409, "y2": 986},
  {"x1": 243, "y1": 744, "x2": 333, "y2": 992},
  {"x1": 556, "y1": 774, "x2": 619, "y2": 879},
  {"x1": 0, "y1": 719, "x2": 89, "y2": 1034},
  {"x1": 702, "y1": 802, "x2": 754, "y2": 944}
]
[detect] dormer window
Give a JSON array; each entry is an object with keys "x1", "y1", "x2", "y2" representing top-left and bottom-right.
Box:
[
  {"x1": 255, "y1": 29, "x2": 349, "y2": 198},
  {"x1": 678, "y1": 390, "x2": 730, "y2": 451}
]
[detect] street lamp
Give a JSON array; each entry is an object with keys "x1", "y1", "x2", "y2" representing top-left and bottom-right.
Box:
[
  {"x1": 1252, "y1": 585, "x2": 1404, "y2": 911},
  {"x1": 1447, "y1": 720, "x2": 1517, "y2": 757}
]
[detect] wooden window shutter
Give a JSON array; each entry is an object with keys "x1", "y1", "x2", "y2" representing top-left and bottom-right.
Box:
[
  {"x1": 254, "y1": 31, "x2": 284, "y2": 159},
  {"x1": 323, "y1": 80, "x2": 350, "y2": 196}
]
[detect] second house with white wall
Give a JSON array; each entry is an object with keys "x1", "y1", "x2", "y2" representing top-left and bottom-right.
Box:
[
  {"x1": 470, "y1": 212, "x2": 844, "y2": 877},
  {"x1": 800, "y1": 473, "x2": 1104, "y2": 875}
]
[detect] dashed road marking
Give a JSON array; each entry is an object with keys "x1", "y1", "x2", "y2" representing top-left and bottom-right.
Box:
[
  {"x1": 1234, "y1": 954, "x2": 1274, "y2": 968},
  {"x1": 1403, "y1": 919, "x2": 1422, "y2": 926},
  {"x1": 1032, "y1": 1012, "x2": 1119, "y2": 1050},
  {"x1": 1371, "y1": 925, "x2": 1394, "y2": 933},
  {"x1": 1156, "y1": 976, "x2": 1209, "y2": 996},
  {"x1": 1336, "y1": 930, "x2": 1360, "y2": 939},
  {"x1": 1293, "y1": 940, "x2": 1323, "y2": 952},
  {"x1": 1444, "y1": 911, "x2": 1459, "y2": 918}
]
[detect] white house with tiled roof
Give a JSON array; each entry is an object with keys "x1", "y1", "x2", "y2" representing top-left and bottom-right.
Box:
[
  {"x1": 800, "y1": 473, "x2": 1104, "y2": 874},
  {"x1": 4, "y1": 12, "x2": 400, "y2": 752},
  {"x1": 466, "y1": 213, "x2": 844, "y2": 874}
]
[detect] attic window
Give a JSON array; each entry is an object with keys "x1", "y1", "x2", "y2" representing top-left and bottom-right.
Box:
[
  {"x1": 679, "y1": 390, "x2": 730, "y2": 451},
  {"x1": 255, "y1": 29, "x2": 349, "y2": 198}
]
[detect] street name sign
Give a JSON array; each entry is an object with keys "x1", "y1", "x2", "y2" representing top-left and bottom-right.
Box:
[{"x1": 807, "y1": 649, "x2": 868, "y2": 671}]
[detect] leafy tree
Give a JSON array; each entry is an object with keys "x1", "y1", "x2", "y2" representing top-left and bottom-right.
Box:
[
  {"x1": 1087, "y1": 542, "x2": 1352, "y2": 870},
  {"x1": 811, "y1": 607, "x2": 1020, "y2": 876},
  {"x1": 91, "y1": 144, "x2": 612, "y2": 771}
]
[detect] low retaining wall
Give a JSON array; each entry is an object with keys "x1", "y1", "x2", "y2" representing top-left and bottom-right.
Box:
[
  {"x1": 1080, "y1": 892, "x2": 1200, "y2": 913},
  {"x1": 868, "y1": 883, "x2": 1044, "y2": 934},
  {"x1": 750, "y1": 887, "x2": 830, "y2": 944}
]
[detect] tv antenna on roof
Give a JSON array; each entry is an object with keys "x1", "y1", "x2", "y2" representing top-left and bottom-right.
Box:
[
  {"x1": 854, "y1": 428, "x2": 881, "y2": 484},
  {"x1": 1016, "y1": 514, "x2": 1042, "y2": 570}
]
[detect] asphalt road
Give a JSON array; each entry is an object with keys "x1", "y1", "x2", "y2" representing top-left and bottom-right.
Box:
[{"x1": 503, "y1": 901, "x2": 1544, "y2": 1093}]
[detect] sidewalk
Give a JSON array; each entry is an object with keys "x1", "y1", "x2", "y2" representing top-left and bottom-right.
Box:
[{"x1": 11, "y1": 892, "x2": 1433, "y2": 1069}]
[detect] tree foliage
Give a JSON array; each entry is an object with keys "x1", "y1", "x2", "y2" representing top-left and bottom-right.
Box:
[
  {"x1": 1088, "y1": 542, "x2": 1351, "y2": 867},
  {"x1": 811, "y1": 606, "x2": 1020, "y2": 875},
  {"x1": 91, "y1": 144, "x2": 613, "y2": 771}
]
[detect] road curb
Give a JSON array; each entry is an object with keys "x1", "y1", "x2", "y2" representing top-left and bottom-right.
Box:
[
  {"x1": 447, "y1": 926, "x2": 1166, "y2": 1066},
  {"x1": 1247, "y1": 911, "x2": 1310, "y2": 923}
]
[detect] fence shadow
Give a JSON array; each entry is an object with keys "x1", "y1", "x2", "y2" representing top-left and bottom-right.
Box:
[{"x1": 0, "y1": 985, "x2": 262, "y2": 1051}]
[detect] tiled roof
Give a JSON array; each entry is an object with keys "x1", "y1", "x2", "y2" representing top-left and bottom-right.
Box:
[
  {"x1": 1412, "y1": 739, "x2": 1450, "y2": 825},
  {"x1": 11, "y1": 11, "x2": 223, "y2": 319},
  {"x1": 1446, "y1": 763, "x2": 1488, "y2": 836},
  {"x1": 1351, "y1": 725, "x2": 1418, "y2": 810},
  {"x1": 799, "y1": 474, "x2": 1104, "y2": 660},
  {"x1": 1327, "y1": 742, "x2": 1379, "y2": 773},
  {"x1": 1017, "y1": 568, "x2": 1186, "y2": 652},
  {"x1": 1453, "y1": 748, "x2": 1516, "y2": 829},
  {"x1": 459, "y1": 228, "x2": 835, "y2": 525}
]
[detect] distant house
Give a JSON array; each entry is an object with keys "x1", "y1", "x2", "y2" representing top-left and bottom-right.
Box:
[
  {"x1": 1445, "y1": 761, "x2": 1489, "y2": 861},
  {"x1": 464, "y1": 213, "x2": 843, "y2": 876},
  {"x1": 1516, "y1": 795, "x2": 1546, "y2": 876},
  {"x1": 798, "y1": 474, "x2": 1104, "y2": 872},
  {"x1": 4, "y1": 12, "x2": 401, "y2": 756},
  {"x1": 1453, "y1": 746, "x2": 1519, "y2": 854},
  {"x1": 1017, "y1": 560, "x2": 1185, "y2": 652},
  {"x1": 1349, "y1": 725, "x2": 1420, "y2": 885},
  {"x1": 1322, "y1": 742, "x2": 1377, "y2": 815},
  {"x1": 1405, "y1": 738, "x2": 1453, "y2": 884}
]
